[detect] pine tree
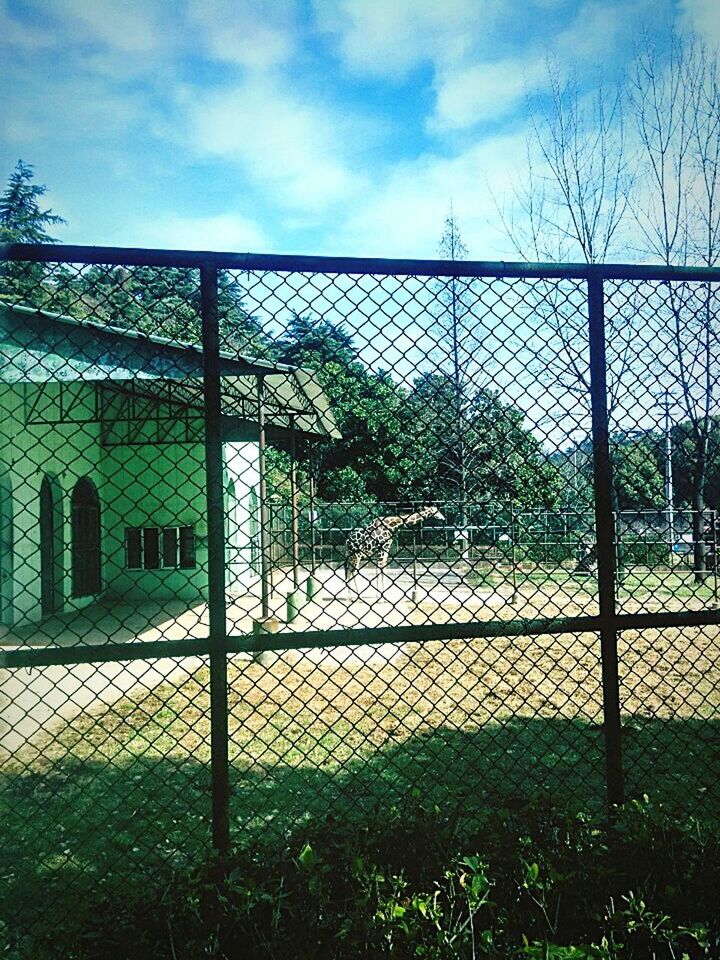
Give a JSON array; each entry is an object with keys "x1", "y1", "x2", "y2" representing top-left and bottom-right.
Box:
[
  {"x1": 0, "y1": 160, "x2": 65, "y2": 243},
  {"x1": 0, "y1": 160, "x2": 66, "y2": 305}
]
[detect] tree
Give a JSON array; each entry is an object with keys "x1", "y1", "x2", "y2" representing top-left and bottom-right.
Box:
[
  {"x1": 0, "y1": 160, "x2": 66, "y2": 304},
  {"x1": 628, "y1": 35, "x2": 720, "y2": 579},
  {"x1": 504, "y1": 62, "x2": 632, "y2": 265},
  {"x1": 499, "y1": 62, "x2": 642, "y2": 546},
  {"x1": 672, "y1": 416, "x2": 720, "y2": 512},
  {"x1": 552, "y1": 440, "x2": 594, "y2": 511},
  {"x1": 502, "y1": 41, "x2": 720, "y2": 580},
  {"x1": 274, "y1": 314, "x2": 409, "y2": 501},
  {"x1": 53, "y1": 264, "x2": 271, "y2": 354},
  {"x1": 430, "y1": 210, "x2": 487, "y2": 554},
  {"x1": 0, "y1": 160, "x2": 65, "y2": 243},
  {"x1": 407, "y1": 371, "x2": 561, "y2": 509},
  {"x1": 612, "y1": 438, "x2": 664, "y2": 511},
  {"x1": 499, "y1": 62, "x2": 636, "y2": 420}
]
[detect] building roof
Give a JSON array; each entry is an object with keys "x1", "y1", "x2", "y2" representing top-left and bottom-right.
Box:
[{"x1": 0, "y1": 302, "x2": 340, "y2": 442}]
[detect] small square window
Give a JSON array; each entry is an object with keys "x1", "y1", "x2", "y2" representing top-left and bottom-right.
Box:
[
  {"x1": 179, "y1": 527, "x2": 196, "y2": 568},
  {"x1": 125, "y1": 528, "x2": 142, "y2": 570},
  {"x1": 125, "y1": 525, "x2": 196, "y2": 570},
  {"x1": 144, "y1": 527, "x2": 160, "y2": 570},
  {"x1": 162, "y1": 527, "x2": 178, "y2": 568}
]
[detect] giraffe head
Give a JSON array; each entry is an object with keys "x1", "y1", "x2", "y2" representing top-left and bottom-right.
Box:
[{"x1": 419, "y1": 505, "x2": 445, "y2": 522}]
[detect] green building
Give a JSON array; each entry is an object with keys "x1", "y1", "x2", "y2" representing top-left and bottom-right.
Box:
[{"x1": 0, "y1": 303, "x2": 336, "y2": 630}]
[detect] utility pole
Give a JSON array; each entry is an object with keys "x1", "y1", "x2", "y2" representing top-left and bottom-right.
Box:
[
  {"x1": 573, "y1": 445, "x2": 579, "y2": 498},
  {"x1": 663, "y1": 391, "x2": 676, "y2": 561}
]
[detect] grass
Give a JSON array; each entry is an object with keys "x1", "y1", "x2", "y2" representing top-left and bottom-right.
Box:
[
  {"x1": 616, "y1": 568, "x2": 719, "y2": 604},
  {"x1": 461, "y1": 563, "x2": 718, "y2": 617},
  {"x1": 6, "y1": 777, "x2": 720, "y2": 958},
  {"x1": 2, "y1": 648, "x2": 719, "y2": 942},
  {"x1": 1, "y1": 589, "x2": 718, "y2": 947}
]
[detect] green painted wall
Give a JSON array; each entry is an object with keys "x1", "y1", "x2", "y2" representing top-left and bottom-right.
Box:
[{"x1": 0, "y1": 383, "x2": 259, "y2": 627}]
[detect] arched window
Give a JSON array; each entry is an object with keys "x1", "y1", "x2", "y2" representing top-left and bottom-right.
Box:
[
  {"x1": 40, "y1": 475, "x2": 64, "y2": 615},
  {"x1": 71, "y1": 478, "x2": 101, "y2": 597},
  {"x1": 226, "y1": 480, "x2": 238, "y2": 547},
  {"x1": 0, "y1": 473, "x2": 14, "y2": 627}
]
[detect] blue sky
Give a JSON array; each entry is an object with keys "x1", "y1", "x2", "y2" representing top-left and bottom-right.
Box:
[{"x1": 1, "y1": 0, "x2": 717, "y2": 260}]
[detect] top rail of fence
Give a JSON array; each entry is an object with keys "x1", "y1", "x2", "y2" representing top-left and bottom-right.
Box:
[{"x1": 4, "y1": 242, "x2": 720, "y2": 283}]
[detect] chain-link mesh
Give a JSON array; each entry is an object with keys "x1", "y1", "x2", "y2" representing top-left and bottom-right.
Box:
[
  {"x1": 619, "y1": 624, "x2": 720, "y2": 818},
  {"x1": 226, "y1": 631, "x2": 606, "y2": 852},
  {"x1": 605, "y1": 278, "x2": 720, "y2": 613},
  {"x1": 0, "y1": 247, "x2": 718, "y2": 944},
  {"x1": 0, "y1": 655, "x2": 211, "y2": 936}
]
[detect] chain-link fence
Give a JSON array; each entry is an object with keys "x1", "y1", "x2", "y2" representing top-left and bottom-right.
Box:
[
  {"x1": 269, "y1": 500, "x2": 718, "y2": 600},
  {"x1": 0, "y1": 244, "x2": 719, "y2": 942}
]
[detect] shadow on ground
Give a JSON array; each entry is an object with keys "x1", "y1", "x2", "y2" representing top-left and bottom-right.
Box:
[
  {"x1": 1, "y1": 711, "x2": 718, "y2": 943},
  {"x1": 0, "y1": 716, "x2": 720, "y2": 944}
]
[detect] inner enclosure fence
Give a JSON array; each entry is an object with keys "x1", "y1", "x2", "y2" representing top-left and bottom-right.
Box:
[{"x1": 0, "y1": 243, "x2": 719, "y2": 939}]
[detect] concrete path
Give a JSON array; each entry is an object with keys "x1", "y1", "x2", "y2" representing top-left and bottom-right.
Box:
[
  {"x1": 1, "y1": 565, "x2": 498, "y2": 763},
  {"x1": 0, "y1": 599, "x2": 217, "y2": 761},
  {"x1": 0, "y1": 654, "x2": 207, "y2": 760}
]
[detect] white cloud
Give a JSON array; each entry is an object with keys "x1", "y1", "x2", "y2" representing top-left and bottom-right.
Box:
[
  {"x1": 135, "y1": 213, "x2": 270, "y2": 252},
  {"x1": 60, "y1": 0, "x2": 163, "y2": 52},
  {"x1": 182, "y1": 76, "x2": 368, "y2": 213},
  {"x1": 2, "y1": 69, "x2": 144, "y2": 147},
  {"x1": 318, "y1": 0, "x2": 646, "y2": 134},
  {"x1": 312, "y1": 0, "x2": 494, "y2": 77},
  {"x1": 24, "y1": 0, "x2": 172, "y2": 54},
  {"x1": 187, "y1": 0, "x2": 298, "y2": 69},
  {"x1": 680, "y1": 0, "x2": 720, "y2": 45},
  {"x1": 16, "y1": 65, "x2": 150, "y2": 148},
  {"x1": 326, "y1": 132, "x2": 526, "y2": 259},
  {"x1": 0, "y1": 0, "x2": 56, "y2": 51},
  {"x1": 428, "y1": 0, "x2": 651, "y2": 131},
  {"x1": 555, "y1": 0, "x2": 644, "y2": 62},
  {"x1": 431, "y1": 57, "x2": 547, "y2": 131},
  {"x1": 0, "y1": 0, "x2": 185, "y2": 84}
]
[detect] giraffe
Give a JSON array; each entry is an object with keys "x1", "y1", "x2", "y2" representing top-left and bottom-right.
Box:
[{"x1": 344, "y1": 506, "x2": 445, "y2": 591}]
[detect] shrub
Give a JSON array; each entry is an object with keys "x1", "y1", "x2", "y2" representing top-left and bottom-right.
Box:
[{"x1": 9, "y1": 794, "x2": 719, "y2": 959}]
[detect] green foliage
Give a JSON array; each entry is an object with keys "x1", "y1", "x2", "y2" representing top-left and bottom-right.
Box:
[
  {"x1": 0, "y1": 160, "x2": 65, "y2": 305},
  {"x1": 11, "y1": 795, "x2": 719, "y2": 959},
  {"x1": 616, "y1": 535, "x2": 671, "y2": 567},
  {"x1": 407, "y1": 372, "x2": 562, "y2": 507},
  {"x1": 275, "y1": 316, "x2": 414, "y2": 500},
  {"x1": 0, "y1": 160, "x2": 65, "y2": 244},
  {"x1": 49, "y1": 264, "x2": 272, "y2": 354},
  {"x1": 273, "y1": 314, "x2": 562, "y2": 506},
  {"x1": 613, "y1": 439, "x2": 664, "y2": 511},
  {"x1": 321, "y1": 465, "x2": 369, "y2": 502},
  {"x1": 672, "y1": 418, "x2": 720, "y2": 510}
]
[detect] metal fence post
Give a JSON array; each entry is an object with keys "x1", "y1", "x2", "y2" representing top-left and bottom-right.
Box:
[
  {"x1": 588, "y1": 272, "x2": 625, "y2": 808},
  {"x1": 201, "y1": 264, "x2": 231, "y2": 856},
  {"x1": 289, "y1": 416, "x2": 300, "y2": 590},
  {"x1": 257, "y1": 374, "x2": 271, "y2": 620},
  {"x1": 712, "y1": 509, "x2": 718, "y2": 606}
]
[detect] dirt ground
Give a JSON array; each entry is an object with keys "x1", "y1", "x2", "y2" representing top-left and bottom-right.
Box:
[
  {"x1": 221, "y1": 621, "x2": 720, "y2": 751},
  {"x1": 2, "y1": 566, "x2": 718, "y2": 770},
  {"x1": 12, "y1": 616, "x2": 717, "y2": 780}
]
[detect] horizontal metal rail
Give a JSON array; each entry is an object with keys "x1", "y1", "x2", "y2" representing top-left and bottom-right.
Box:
[
  {"x1": 2, "y1": 607, "x2": 718, "y2": 670},
  {"x1": 4, "y1": 242, "x2": 720, "y2": 282}
]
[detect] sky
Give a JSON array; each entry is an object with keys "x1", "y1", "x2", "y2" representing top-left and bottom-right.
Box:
[{"x1": 1, "y1": 0, "x2": 718, "y2": 260}]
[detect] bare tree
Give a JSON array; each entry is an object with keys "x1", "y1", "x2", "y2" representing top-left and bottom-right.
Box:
[
  {"x1": 431, "y1": 208, "x2": 477, "y2": 555},
  {"x1": 628, "y1": 34, "x2": 720, "y2": 580},
  {"x1": 498, "y1": 61, "x2": 637, "y2": 423},
  {"x1": 510, "y1": 62, "x2": 632, "y2": 264}
]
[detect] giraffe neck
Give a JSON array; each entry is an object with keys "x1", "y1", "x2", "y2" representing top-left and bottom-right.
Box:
[
  {"x1": 377, "y1": 507, "x2": 437, "y2": 532},
  {"x1": 400, "y1": 507, "x2": 437, "y2": 527}
]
